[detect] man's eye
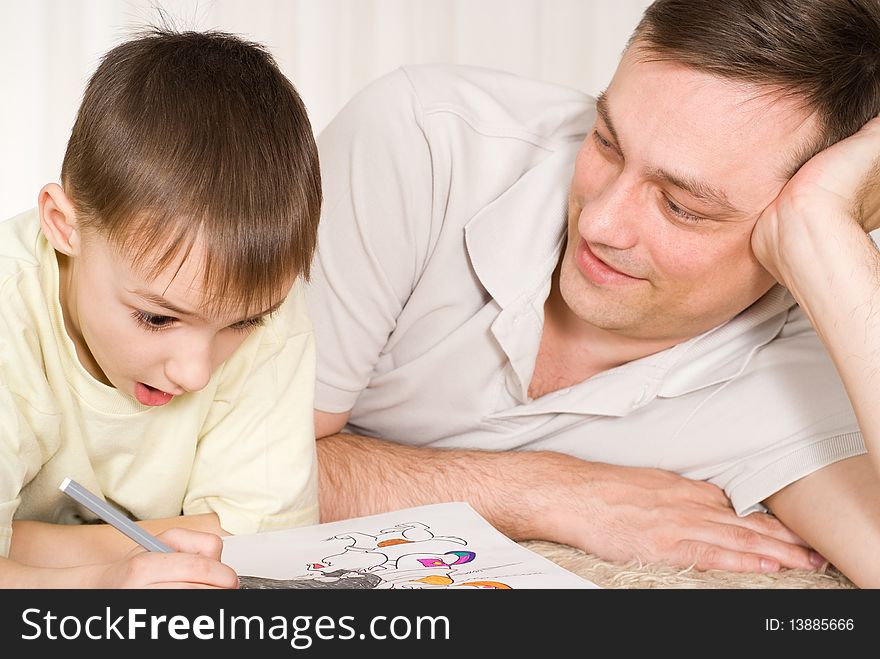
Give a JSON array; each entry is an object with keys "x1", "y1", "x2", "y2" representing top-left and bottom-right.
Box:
[
  {"x1": 593, "y1": 130, "x2": 613, "y2": 150},
  {"x1": 663, "y1": 196, "x2": 706, "y2": 225}
]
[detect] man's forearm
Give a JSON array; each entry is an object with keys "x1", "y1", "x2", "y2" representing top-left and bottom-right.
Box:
[
  {"x1": 777, "y1": 213, "x2": 880, "y2": 471},
  {"x1": 317, "y1": 432, "x2": 584, "y2": 542},
  {"x1": 318, "y1": 432, "x2": 822, "y2": 571}
]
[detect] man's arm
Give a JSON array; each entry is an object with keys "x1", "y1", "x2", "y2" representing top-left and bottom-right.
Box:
[
  {"x1": 753, "y1": 116, "x2": 880, "y2": 472},
  {"x1": 751, "y1": 116, "x2": 880, "y2": 587},
  {"x1": 316, "y1": 411, "x2": 821, "y2": 573},
  {"x1": 765, "y1": 455, "x2": 880, "y2": 587}
]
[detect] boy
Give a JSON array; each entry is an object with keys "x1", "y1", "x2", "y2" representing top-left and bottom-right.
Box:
[{"x1": 0, "y1": 28, "x2": 321, "y2": 587}]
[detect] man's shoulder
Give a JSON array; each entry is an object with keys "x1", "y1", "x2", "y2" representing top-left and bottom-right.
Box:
[
  {"x1": 396, "y1": 64, "x2": 595, "y2": 148},
  {"x1": 659, "y1": 288, "x2": 820, "y2": 398}
]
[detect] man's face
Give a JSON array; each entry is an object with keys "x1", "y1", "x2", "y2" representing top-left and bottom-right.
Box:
[
  {"x1": 559, "y1": 46, "x2": 818, "y2": 342},
  {"x1": 61, "y1": 230, "x2": 290, "y2": 407}
]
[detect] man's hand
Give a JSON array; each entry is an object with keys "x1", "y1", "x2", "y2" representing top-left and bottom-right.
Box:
[
  {"x1": 535, "y1": 459, "x2": 824, "y2": 573},
  {"x1": 751, "y1": 114, "x2": 880, "y2": 289},
  {"x1": 318, "y1": 431, "x2": 823, "y2": 574}
]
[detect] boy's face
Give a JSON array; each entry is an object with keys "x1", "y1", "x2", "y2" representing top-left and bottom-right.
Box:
[
  {"x1": 558, "y1": 45, "x2": 819, "y2": 343},
  {"x1": 59, "y1": 229, "x2": 290, "y2": 407}
]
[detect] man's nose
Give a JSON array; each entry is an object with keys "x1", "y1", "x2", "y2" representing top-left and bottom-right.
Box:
[
  {"x1": 579, "y1": 175, "x2": 640, "y2": 250},
  {"x1": 164, "y1": 344, "x2": 213, "y2": 393}
]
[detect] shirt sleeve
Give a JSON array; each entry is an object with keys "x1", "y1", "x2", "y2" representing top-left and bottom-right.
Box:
[
  {"x1": 669, "y1": 307, "x2": 867, "y2": 515},
  {"x1": 305, "y1": 67, "x2": 435, "y2": 413},
  {"x1": 0, "y1": 383, "x2": 47, "y2": 557},
  {"x1": 183, "y1": 281, "x2": 319, "y2": 535}
]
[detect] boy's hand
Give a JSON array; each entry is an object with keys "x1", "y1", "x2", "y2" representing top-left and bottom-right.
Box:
[
  {"x1": 751, "y1": 114, "x2": 880, "y2": 289},
  {"x1": 97, "y1": 528, "x2": 239, "y2": 589}
]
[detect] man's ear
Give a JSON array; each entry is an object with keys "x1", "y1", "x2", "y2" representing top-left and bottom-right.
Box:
[{"x1": 38, "y1": 183, "x2": 81, "y2": 256}]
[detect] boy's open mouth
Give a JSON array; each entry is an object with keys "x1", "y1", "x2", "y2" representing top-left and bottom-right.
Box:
[{"x1": 134, "y1": 382, "x2": 174, "y2": 407}]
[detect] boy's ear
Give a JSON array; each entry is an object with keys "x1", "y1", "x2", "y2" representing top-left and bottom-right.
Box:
[{"x1": 38, "y1": 183, "x2": 81, "y2": 256}]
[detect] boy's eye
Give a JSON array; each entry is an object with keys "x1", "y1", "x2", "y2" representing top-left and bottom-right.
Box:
[
  {"x1": 229, "y1": 316, "x2": 266, "y2": 333},
  {"x1": 132, "y1": 310, "x2": 175, "y2": 332}
]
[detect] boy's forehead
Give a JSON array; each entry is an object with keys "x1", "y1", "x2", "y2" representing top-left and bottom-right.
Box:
[
  {"x1": 104, "y1": 233, "x2": 290, "y2": 322},
  {"x1": 130, "y1": 278, "x2": 288, "y2": 324}
]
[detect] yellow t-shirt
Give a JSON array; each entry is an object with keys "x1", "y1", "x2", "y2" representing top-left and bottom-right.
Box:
[{"x1": 0, "y1": 209, "x2": 318, "y2": 557}]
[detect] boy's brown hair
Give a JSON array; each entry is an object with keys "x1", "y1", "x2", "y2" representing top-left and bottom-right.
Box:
[
  {"x1": 61, "y1": 28, "x2": 321, "y2": 316},
  {"x1": 632, "y1": 0, "x2": 880, "y2": 170}
]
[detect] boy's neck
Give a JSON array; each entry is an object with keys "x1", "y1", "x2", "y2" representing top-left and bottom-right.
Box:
[{"x1": 55, "y1": 252, "x2": 112, "y2": 387}]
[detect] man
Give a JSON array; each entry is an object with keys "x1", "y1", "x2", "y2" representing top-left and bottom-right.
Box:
[{"x1": 307, "y1": 0, "x2": 880, "y2": 586}]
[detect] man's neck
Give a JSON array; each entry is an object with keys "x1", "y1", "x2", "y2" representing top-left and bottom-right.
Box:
[{"x1": 527, "y1": 276, "x2": 682, "y2": 400}]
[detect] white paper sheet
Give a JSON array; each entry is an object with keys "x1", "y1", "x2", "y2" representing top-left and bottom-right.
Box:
[{"x1": 222, "y1": 501, "x2": 599, "y2": 589}]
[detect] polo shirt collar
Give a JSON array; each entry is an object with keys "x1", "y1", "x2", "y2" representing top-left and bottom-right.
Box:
[
  {"x1": 463, "y1": 140, "x2": 580, "y2": 403},
  {"x1": 463, "y1": 140, "x2": 581, "y2": 310},
  {"x1": 494, "y1": 284, "x2": 796, "y2": 418}
]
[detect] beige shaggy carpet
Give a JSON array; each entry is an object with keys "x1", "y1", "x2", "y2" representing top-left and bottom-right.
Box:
[{"x1": 521, "y1": 540, "x2": 856, "y2": 589}]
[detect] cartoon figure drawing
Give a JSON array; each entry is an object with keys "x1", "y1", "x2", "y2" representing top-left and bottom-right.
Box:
[
  {"x1": 305, "y1": 522, "x2": 511, "y2": 589},
  {"x1": 236, "y1": 520, "x2": 514, "y2": 589}
]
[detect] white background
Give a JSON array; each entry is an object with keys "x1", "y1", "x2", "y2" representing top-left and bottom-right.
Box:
[{"x1": 0, "y1": 0, "x2": 651, "y2": 220}]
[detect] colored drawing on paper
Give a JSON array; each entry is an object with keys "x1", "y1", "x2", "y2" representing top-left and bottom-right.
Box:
[
  {"x1": 224, "y1": 502, "x2": 598, "y2": 589},
  {"x1": 238, "y1": 521, "x2": 510, "y2": 589}
]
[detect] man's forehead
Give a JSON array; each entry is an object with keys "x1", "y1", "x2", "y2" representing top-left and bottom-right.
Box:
[{"x1": 601, "y1": 51, "x2": 820, "y2": 200}]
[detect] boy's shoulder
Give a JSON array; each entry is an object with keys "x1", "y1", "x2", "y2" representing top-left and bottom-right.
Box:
[
  {"x1": 255, "y1": 278, "x2": 313, "y2": 347},
  {"x1": 0, "y1": 209, "x2": 56, "y2": 398},
  {"x1": 0, "y1": 209, "x2": 42, "y2": 284}
]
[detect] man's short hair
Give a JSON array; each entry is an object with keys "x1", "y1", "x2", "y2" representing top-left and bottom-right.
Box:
[
  {"x1": 632, "y1": 0, "x2": 880, "y2": 169},
  {"x1": 61, "y1": 28, "x2": 321, "y2": 316}
]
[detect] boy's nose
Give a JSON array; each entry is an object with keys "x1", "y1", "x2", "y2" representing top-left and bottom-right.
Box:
[{"x1": 164, "y1": 353, "x2": 212, "y2": 393}]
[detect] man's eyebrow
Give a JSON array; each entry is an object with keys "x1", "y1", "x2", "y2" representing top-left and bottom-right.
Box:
[
  {"x1": 595, "y1": 92, "x2": 622, "y2": 148},
  {"x1": 131, "y1": 290, "x2": 285, "y2": 324},
  {"x1": 596, "y1": 90, "x2": 741, "y2": 215},
  {"x1": 644, "y1": 167, "x2": 741, "y2": 215}
]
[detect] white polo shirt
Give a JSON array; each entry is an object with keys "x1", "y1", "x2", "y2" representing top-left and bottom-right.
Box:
[{"x1": 307, "y1": 64, "x2": 866, "y2": 515}]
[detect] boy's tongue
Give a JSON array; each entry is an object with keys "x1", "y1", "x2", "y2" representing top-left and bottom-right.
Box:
[{"x1": 135, "y1": 382, "x2": 173, "y2": 406}]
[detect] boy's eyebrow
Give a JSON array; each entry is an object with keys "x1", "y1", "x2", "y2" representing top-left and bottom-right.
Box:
[
  {"x1": 133, "y1": 290, "x2": 203, "y2": 320},
  {"x1": 131, "y1": 290, "x2": 285, "y2": 324},
  {"x1": 595, "y1": 91, "x2": 742, "y2": 216}
]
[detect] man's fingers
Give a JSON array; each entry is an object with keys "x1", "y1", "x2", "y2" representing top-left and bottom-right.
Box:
[
  {"x1": 728, "y1": 510, "x2": 810, "y2": 547},
  {"x1": 685, "y1": 521, "x2": 822, "y2": 571},
  {"x1": 797, "y1": 113, "x2": 880, "y2": 220},
  {"x1": 676, "y1": 541, "x2": 783, "y2": 574}
]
